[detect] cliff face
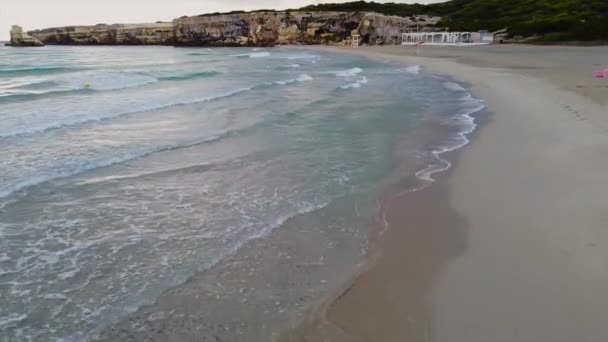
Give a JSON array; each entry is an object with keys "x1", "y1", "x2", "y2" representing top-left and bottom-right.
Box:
[
  {"x1": 10, "y1": 11, "x2": 439, "y2": 47},
  {"x1": 9, "y1": 25, "x2": 44, "y2": 46},
  {"x1": 172, "y1": 11, "x2": 368, "y2": 46},
  {"x1": 26, "y1": 23, "x2": 174, "y2": 45}
]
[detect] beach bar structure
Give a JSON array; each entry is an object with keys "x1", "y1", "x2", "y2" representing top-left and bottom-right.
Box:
[
  {"x1": 402, "y1": 30, "x2": 494, "y2": 46},
  {"x1": 351, "y1": 34, "x2": 360, "y2": 48}
]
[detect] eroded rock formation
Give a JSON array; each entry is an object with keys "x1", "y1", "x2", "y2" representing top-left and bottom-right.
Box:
[
  {"x1": 9, "y1": 11, "x2": 439, "y2": 47},
  {"x1": 24, "y1": 23, "x2": 174, "y2": 45},
  {"x1": 8, "y1": 25, "x2": 44, "y2": 47},
  {"x1": 172, "y1": 11, "x2": 368, "y2": 46}
]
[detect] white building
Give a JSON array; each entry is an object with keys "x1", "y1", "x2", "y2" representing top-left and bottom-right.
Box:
[{"x1": 402, "y1": 30, "x2": 494, "y2": 46}]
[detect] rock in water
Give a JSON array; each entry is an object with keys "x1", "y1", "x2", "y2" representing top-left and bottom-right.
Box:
[{"x1": 9, "y1": 25, "x2": 45, "y2": 47}]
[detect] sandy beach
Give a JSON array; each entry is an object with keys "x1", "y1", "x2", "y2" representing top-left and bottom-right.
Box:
[
  {"x1": 280, "y1": 44, "x2": 608, "y2": 342},
  {"x1": 4, "y1": 0, "x2": 608, "y2": 338}
]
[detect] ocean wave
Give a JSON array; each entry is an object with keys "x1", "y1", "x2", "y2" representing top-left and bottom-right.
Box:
[
  {"x1": 186, "y1": 52, "x2": 210, "y2": 56},
  {"x1": 275, "y1": 64, "x2": 301, "y2": 71},
  {"x1": 296, "y1": 74, "x2": 313, "y2": 82},
  {"x1": 0, "y1": 134, "x2": 229, "y2": 199},
  {"x1": 333, "y1": 67, "x2": 363, "y2": 77},
  {"x1": 0, "y1": 74, "x2": 321, "y2": 198},
  {"x1": 12, "y1": 80, "x2": 59, "y2": 90},
  {"x1": 442, "y1": 81, "x2": 467, "y2": 92},
  {"x1": 63, "y1": 71, "x2": 159, "y2": 91},
  {"x1": 0, "y1": 85, "x2": 253, "y2": 139},
  {"x1": 0, "y1": 70, "x2": 321, "y2": 139},
  {"x1": 0, "y1": 88, "x2": 84, "y2": 101},
  {"x1": 234, "y1": 52, "x2": 271, "y2": 59},
  {"x1": 340, "y1": 76, "x2": 368, "y2": 89},
  {"x1": 251, "y1": 201, "x2": 332, "y2": 240},
  {"x1": 0, "y1": 71, "x2": 159, "y2": 100},
  {"x1": 285, "y1": 53, "x2": 320, "y2": 60},
  {"x1": 402, "y1": 65, "x2": 421, "y2": 75},
  {"x1": 0, "y1": 66, "x2": 83, "y2": 76},
  {"x1": 158, "y1": 70, "x2": 221, "y2": 81},
  {"x1": 0, "y1": 70, "x2": 324, "y2": 139},
  {"x1": 273, "y1": 74, "x2": 314, "y2": 85},
  {"x1": 77, "y1": 162, "x2": 218, "y2": 185},
  {"x1": 1, "y1": 195, "x2": 332, "y2": 341},
  {"x1": 0, "y1": 313, "x2": 27, "y2": 329},
  {"x1": 2, "y1": 70, "x2": 221, "y2": 100},
  {"x1": 0, "y1": 79, "x2": 64, "y2": 98}
]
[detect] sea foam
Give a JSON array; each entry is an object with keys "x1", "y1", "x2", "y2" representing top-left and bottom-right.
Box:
[
  {"x1": 340, "y1": 76, "x2": 368, "y2": 89},
  {"x1": 0, "y1": 71, "x2": 159, "y2": 99},
  {"x1": 404, "y1": 65, "x2": 421, "y2": 75},
  {"x1": 443, "y1": 81, "x2": 467, "y2": 92},
  {"x1": 415, "y1": 86, "x2": 484, "y2": 183},
  {"x1": 273, "y1": 74, "x2": 314, "y2": 85},
  {"x1": 334, "y1": 67, "x2": 363, "y2": 77},
  {"x1": 234, "y1": 52, "x2": 271, "y2": 58}
]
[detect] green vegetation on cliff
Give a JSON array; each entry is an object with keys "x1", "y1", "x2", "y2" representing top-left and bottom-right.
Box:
[{"x1": 300, "y1": 0, "x2": 608, "y2": 41}]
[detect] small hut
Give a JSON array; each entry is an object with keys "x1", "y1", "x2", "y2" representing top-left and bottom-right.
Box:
[{"x1": 351, "y1": 34, "x2": 360, "y2": 48}]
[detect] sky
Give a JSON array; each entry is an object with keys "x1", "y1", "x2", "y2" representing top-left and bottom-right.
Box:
[{"x1": 1, "y1": 0, "x2": 443, "y2": 41}]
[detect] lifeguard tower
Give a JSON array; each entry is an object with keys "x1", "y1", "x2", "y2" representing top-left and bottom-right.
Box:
[{"x1": 351, "y1": 34, "x2": 360, "y2": 48}]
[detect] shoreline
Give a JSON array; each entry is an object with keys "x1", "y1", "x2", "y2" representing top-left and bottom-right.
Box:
[
  {"x1": 90, "y1": 47, "x2": 486, "y2": 341},
  {"x1": 68, "y1": 44, "x2": 608, "y2": 341},
  {"x1": 4, "y1": 43, "x2": 608, "y2": 341},
  {"x1": 277, "y1": 48, "x2": 490, "y2": 340},
  {"x1": 283, "y1": 44, "x2": 608, "y2": 341},
  {"x1": 278, "y1": 114, "x2": 486, "y2": 342}
]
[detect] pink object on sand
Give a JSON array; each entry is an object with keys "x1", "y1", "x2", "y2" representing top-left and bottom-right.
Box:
[{"x1": 594, "y1": 69, "x2": 608, "y2": 78}]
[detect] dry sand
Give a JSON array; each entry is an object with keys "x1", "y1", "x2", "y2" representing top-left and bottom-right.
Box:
[{"x1": 282, "y1": 45, "x2": 608, "y2": 342}]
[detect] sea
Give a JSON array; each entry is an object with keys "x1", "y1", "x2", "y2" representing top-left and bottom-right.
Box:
[{"x1": 0, "y1": 45, "x2": 484, "y2": 341}]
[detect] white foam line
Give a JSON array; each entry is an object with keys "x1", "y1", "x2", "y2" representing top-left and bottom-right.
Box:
[
  {"x1": 0, "y1": 313, "x2": 27, "y2": 329},
  {"x1": 442, "y1": 81, "x2": 467, "y2": 92},
  {"x1": 232, "y1": 52, "x2": 270, "y2": 58},
  {"x1": 81, "y1": 201, "x2": 332, "y2": 341},
  {"x1": 380, "y1": 83, "x2": 485, "y2": 233},
  {"x1": 404, "y1": 65, "x2": 421, "y2": 75},
  {"x1": 331, "y1": 67, "x2": 363, "y2": 77},
  {"x1": 340, "y1": 76, "x2": 368, "y2": 89},
  {"x1": 0, "y1": 86, "x2": 251, "y2": 139},
  {"x1": 0, "y1": 133, "x2": 228, "y2": 199},
  {"x1": 272, "y1": 74, "x2": 314, "y2": 86},
  {"x1": 415, "y1": 93, "x2": 484, "y2": 183}
]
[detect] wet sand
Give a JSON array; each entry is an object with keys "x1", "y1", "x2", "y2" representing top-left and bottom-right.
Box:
[
  {"x1": 279, "y1": 169, "x2": 470, "y2": 342},
  {"x1": 286, "y1": 45, "x2": 608, "y2": 342}
]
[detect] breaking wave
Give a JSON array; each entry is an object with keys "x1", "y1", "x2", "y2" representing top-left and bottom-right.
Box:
[
  {"x1": 333, "y1": 67, "x2": 363, "y2": 77},
  {"x1": 340, "y1": 76, "x2": 368, "y2": 89},
  {"x1": 234, "y1": 52, "x2": 271, "y2": 59}
]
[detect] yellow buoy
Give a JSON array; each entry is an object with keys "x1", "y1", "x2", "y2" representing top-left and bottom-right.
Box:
[{"x1": 84, "y1": 83, "x2": 91, "y2": 88}]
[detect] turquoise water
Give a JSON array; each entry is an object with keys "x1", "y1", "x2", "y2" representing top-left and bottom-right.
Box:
[{"x1": 0, "y1": 45, "x2": 483, "y2": 341}]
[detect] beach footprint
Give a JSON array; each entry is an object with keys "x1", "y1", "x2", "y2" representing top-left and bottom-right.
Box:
[{"x1": 563, "y1": 105, "x2": 587, "y2": 122}]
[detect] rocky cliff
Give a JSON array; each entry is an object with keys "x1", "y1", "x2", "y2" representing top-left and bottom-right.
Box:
[
  {"x1": 9, "y1": 11, "x2": 439, "y2": 47},
  {"x1": 8, "y1": 25, "x2": 44, "y2": 46},
  {"x1": 23, "y1": 23, "x2": 174, "y2": 45},
  {"x1": 173, "y1": 11, "x2": 367, "y2": 46}
]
